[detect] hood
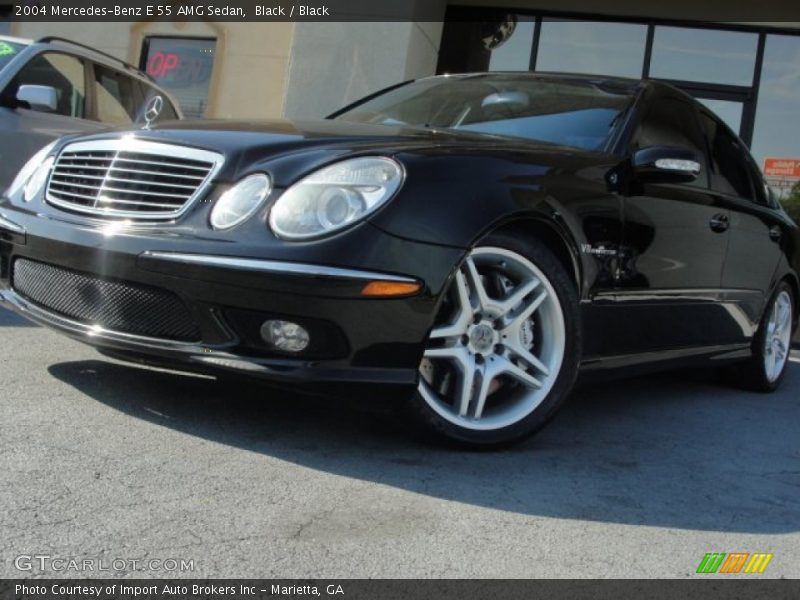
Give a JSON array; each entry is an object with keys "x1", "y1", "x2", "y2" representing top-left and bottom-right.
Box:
[
  {"x1": 75, "y1": 116, "x2": 490, "y2": 150},
  {"x1": 52, "y1": 118, "x2": 594, "y2": 185}
]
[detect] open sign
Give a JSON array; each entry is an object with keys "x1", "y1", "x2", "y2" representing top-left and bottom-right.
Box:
[
  {"x1": 143, "y1": 44, "x2": 213, "y2": 88},
  {"x1": 146, "y1": 51, "x2": 180, "y2": 78},
  {"x1": 140, "y1": 37, "x2": 216, "y2": 118}
]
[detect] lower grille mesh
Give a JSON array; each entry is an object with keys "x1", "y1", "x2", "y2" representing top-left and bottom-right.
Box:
[{"x1": 13, "y1": 259, "x2": 201, "y2": 342}]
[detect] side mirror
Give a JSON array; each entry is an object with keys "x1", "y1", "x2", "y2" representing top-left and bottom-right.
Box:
[
  {"x1": 16, "y1": 85, "x2": 58, "y2": 112},
  {"x1": 631, "y1": 145, "x2": 702, "y2": 184}
]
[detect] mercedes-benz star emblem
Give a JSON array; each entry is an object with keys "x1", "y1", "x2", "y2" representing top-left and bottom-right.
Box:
[{"x1": 142, "y1": 95, "x2": 164, "y2": 129}]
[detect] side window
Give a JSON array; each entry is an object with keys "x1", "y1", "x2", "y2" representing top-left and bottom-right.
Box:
[
  {"x1": 93, "y1": 64, "x2": 136, "y2": 126},
  {"x1": 632, "y1": 96, "x2": 709, "y2": 188},
  {"x1": 745, "y1": 157, "x2": 769, "y2": 205},
  {"x1": 6, "y1": 52, "x2": 85, "y2": 117},
  {"x1": 700, "y1": 111, "x2": 754, "y2": 201},
  {"x1": 137, "y1": 82, "x2": 179, "y2": 122}
]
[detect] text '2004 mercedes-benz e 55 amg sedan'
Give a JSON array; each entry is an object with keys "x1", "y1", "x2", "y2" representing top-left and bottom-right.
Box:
[{"x1": 1, "y1": 73, "x2": 797, "y2": 446}]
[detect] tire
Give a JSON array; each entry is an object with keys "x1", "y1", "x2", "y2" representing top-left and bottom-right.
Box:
[
  {"x1": 732, "y1": 281, "x2": 795, "y2": 392},
  {"x1": 406, "y1": 232, "x2": 582, "y2": 447}
]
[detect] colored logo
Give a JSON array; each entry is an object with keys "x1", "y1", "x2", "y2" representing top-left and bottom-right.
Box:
[
  {"x1": 0, "y1": 42, "x2": 17, "y2": 57},
  {"x1": 696, "y1": 553, "x2": 773, "y2": 574}
]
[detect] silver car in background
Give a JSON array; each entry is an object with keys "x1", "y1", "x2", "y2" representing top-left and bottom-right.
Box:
[{"x1": 0, "y1": 35, "x2": 181, "y2": 186}]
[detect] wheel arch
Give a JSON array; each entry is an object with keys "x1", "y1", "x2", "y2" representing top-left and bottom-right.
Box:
[
  {"x1": 781, "y1": 272, "x2": 800, "y2": 329},
  {"x1": 484, "y1": 217, "x2": 583, "y2": 296},
  {"x1": 425, "y1": 215, "x2": 584, "y2": 345}
]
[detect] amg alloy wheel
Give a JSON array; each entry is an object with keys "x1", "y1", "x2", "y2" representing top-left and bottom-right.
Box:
[
  {"x1": 764, "y1": 289, "x2": 793, "y2": 384},
  {"x1": 411, "y1": 234, "x2": 581, "y2": 446},
  {"x1": 731, "y1": 282, "x2": 795, "y2": 392}
]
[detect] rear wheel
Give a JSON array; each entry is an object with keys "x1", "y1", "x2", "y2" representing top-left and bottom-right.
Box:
[
  {"x1": 408, "y1": 233, "x2": 581, "y2": 447},
  {"x1": 732, "y1": 282, "x2": 794, "y2": 392}
]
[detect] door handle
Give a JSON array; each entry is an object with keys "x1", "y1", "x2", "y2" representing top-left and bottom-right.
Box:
[
  {"x1": 709, "y1": 214, "x2": 729, "y2": 233},
  {"x1": 769, "y1": 226, "x2": 782, "y2": 242}
]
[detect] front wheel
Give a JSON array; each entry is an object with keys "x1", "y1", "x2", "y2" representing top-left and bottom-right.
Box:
[{"x1": 408, "y1": 233, "x2": 581, "y2": 447}]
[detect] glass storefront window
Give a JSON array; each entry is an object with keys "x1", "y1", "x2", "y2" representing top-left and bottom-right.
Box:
[
  {"x1": 489, "y1": 17, "x2": 535, "y2": 71},
  {"x1": 535, "y1": 19, "x2": 647, "y2": 78},
  {"x1": 650, "y1": 26, "x2": 758, "y2": 86},
  {"x1": 141, "y1": 37, "x2": 215, "y2": 118},
  {"x1": 751, "y1": 34, "x2": 800, "y2": 171},
  {"x1": 697, "y1": 99, "x2": 743, "y2": 136},
  {"x1": 0, "y1": 21, "x2": 9, "y2": 35},
  {"x1": 439, "y1": 11, "x2": 800, "y2": 167}
]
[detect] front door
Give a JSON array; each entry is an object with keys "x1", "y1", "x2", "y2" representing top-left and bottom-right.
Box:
[
  {"x1": 0, "y1": 52, "x2": 103, "y2": 186},
  {"x1": 613, "y1": 92, "x2": 734, "y2": 354}
]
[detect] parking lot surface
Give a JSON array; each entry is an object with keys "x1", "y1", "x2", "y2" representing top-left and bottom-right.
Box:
[{"x1": 1, "y1": 307, "x2": 798, "y2": 578}]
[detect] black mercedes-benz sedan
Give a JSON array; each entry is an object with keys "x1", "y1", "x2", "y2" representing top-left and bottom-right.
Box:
[{"x1": 1, "y1": 73, "x2": 797, "y2": 446}]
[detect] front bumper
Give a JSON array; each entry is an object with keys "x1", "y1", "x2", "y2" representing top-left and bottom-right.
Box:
[{"x1": 0, "y1": 205, "x2": 463, "y2": 397}]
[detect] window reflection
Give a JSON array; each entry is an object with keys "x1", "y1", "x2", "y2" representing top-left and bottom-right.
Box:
[
  {"x1": 650, "y1": 26, "x2": 757, "y2": 86},
  {"x1": 336, "y1": 77, "x2": 633, "y2": 151},
  {"x1": 536, "y1": 20, "x2": 647, "y2": 78},
  {"x1": 439, "y1": 12, "x2": 800, "y2": 174},
  {"x1": 751, "y1": 34, "x2": 800, "y2": 170}
]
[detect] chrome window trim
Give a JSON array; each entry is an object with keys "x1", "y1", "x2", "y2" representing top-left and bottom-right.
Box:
[
  {"x1": 45, "y1": 137, "x2": 224, "y2": 221},
  {"x1": 141, "y1": 251, "x2": 418, "y2": 283}
]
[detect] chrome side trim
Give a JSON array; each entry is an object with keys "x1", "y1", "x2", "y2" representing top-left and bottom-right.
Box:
[
  {"x1": 45, "y1": 137, "x2": 224, "y2": 221},
  {"x1": 0, "y1": 213, "x2": 25, "y2": 235},
  {"x1": 141, "y1": 251, "x2": 418, "y2": 283}
]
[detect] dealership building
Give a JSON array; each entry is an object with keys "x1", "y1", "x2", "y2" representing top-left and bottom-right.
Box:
[{"x1": 2, "y1": 1, "x2": 799, "y2": 186}]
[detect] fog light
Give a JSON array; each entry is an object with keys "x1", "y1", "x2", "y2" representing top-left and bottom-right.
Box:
[{"x1": 260, "y1": 319, "x2": 310, "y2": 353}]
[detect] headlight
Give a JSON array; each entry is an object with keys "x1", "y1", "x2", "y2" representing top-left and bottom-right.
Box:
[
  {"x1": 6, "y1": 142, "x2": 57, "y2": 201},
  {"x1": 269, "y1": 157, "x2": 404, "y2": 240},
  {"x1": 210, "y1": 173, "x2": 271, "y2": 230}
]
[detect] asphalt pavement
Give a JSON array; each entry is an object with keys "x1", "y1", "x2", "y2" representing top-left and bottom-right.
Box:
[{"x1": 1, "y1": 306, "x2": 798, "y2": 578}]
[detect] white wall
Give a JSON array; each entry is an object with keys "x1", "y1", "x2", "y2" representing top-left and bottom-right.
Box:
[{"x1": 283, "y1": 21, "x2": 443, "y2": 119}]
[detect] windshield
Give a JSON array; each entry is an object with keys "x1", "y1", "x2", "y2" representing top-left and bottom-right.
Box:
[
  {"x1": 0, "y1": 40, "x2": 25, "y2": 71},
  {"x1": 334, "y1": 76, "x2": 635, "y2": 151}
]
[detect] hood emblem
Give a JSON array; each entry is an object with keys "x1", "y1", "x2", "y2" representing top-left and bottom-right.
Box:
[{"x1": 142, "y1": 95, "x2": 164, "y2": 129}]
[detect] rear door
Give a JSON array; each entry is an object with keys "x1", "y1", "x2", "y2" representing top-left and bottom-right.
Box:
[
  {"x1": 701, "y1": 109, "x2": 785, "y2": 341},
  {"x1": 92, "y1": 62, "x2": 138, "y2": 127},
  {"x1": 92, "y1": 63, "x2": 181, "y2": 128}
]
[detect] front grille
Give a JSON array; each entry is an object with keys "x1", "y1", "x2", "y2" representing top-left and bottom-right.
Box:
[
  {"x1": 46, "y1": 139, "x2": 223, "y2": 220},
  {"x1": 13, "y1": 259, "x2": 201, "y2": 342}
]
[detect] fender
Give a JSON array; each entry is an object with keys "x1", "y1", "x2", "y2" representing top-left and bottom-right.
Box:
[{"x1": 370, "y1": 148, "x2": 623, "y2": 301}]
